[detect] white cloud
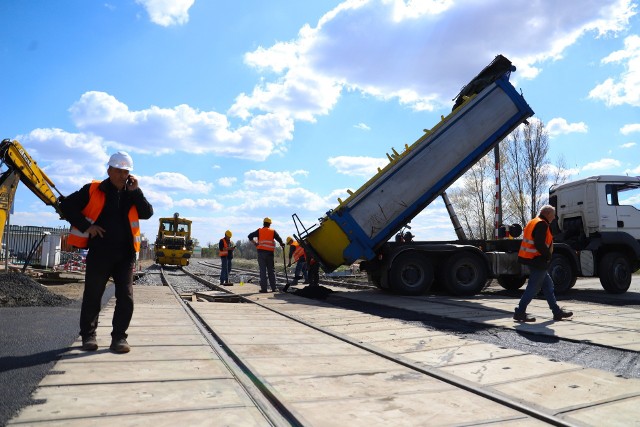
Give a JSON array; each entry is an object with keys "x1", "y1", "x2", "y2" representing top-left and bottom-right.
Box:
[
  {"x1": 621, "y1": 123, "x2": 640, "y2": 134},
  {"x1": 620, "y1": 142, "x2": 637, "y2": 148},
  {"x1": 582, "y1": 158, "x2": 622, "y2": 171},
  {"x1": 218, "y1": 177, "x2": 238, "y2": 187},
  {"x1": 143, "y1": 172, "x2": 213, "y2": 193},
  {"x1": 589, "y1": 34, "x2": 640, "y2": 107},
  {"x1": 233, "y1": 0, "x2": 635, "y2": 120},
  {"x1": 354, "y1": 122, "x2": 371, "y2": 131},
  {"x1": 243, "y1": 169, "x2": 308, "y2": 188},
  {"x1": 135, "y1": 0, "x2": 194, "y2": 27},
  {"x1": 68, "y1": 91, "x2": 294, "y2": 161},
  {"x1": 546, "y1": 117, "x2": 588, "y2": 136},
  {"x1": 328, "y1": 155, "x2": 388, "y2": 177}
]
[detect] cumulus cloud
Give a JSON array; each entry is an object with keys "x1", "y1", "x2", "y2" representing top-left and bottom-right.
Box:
[
  {"x1": 143, "y1": 171, "x2": 213, "y2": 193},
  {"x1": 234, "y1": 0, "x2": 635, "y2": 119},
  {"x1": 589, "y1": 34, "x2": 640, "y2": 107},
  {"x1": 546, "y1": 118, "x2": 588, "y2": 136},
  {"x1": 621, "y1": 123, "x2": 640, "y2": 134},
  {"x1": 243, "y1": 169, "x2": 309, "y2": 188},
  {"x1": 582, "y1": 158, "x2": 622, "y2": 171},
  {"x1": 218, "y1": 177, "x2": 238, "y2": 187},
  {"x1": 68, "y1": 91, "x2": 294, "y2": 161},
  {"x1": 354, "y1": 123, "x2": 371, "y2": 131},
  {"x1": 620, "y1": 142, "x2": 637, "y2": 148},
  {"x1": 328, "y1": 156, "x2": 388, "y2": 177},
  {"x1": 135, "y1": 0, "x2": 194, "y2": 26}
]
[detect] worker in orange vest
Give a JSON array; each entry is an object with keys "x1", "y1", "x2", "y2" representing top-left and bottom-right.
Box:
[
  {"x1": 514, "y1": 205, "x2": 573, "y2": 323},
  {"x1": 219, "y1": 230, "x2": 235, "y2": 286},
  {"x1": 61, "y1": 151, "x2": 153, "y2": 353},
  {"x1": 286, "y1": 236, "x2": 308, "y2": 285},
  {"x1": 248, "y1": 217, "x2": 285, "y2": 293}
]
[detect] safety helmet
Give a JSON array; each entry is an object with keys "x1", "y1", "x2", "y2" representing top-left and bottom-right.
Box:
[
  {"x1": 263, "y1": 217, "x2": 272, "y2": 224},
  {"x1": 108, "y1": 151, "x2": 133, "y2": 171},
  {"x1": 225, "y1": 230, "x2": 232, "y2": 238},
  {"x1": 286, "y1": 236, "x2": 293, "y2": 244}
]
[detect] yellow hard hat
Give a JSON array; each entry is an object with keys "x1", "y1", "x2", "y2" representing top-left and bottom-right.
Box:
[
  {"x1": 225, "y1": 230, "x2": 232, "y2": 237},
  {"x1": 286, "y1": 236, "x2": 293, "y2": 244},
  {"x1": 263, "y1": 217, "x2": 272, "y2": 224}
]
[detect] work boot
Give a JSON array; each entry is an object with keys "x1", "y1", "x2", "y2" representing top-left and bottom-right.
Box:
[
  {"x1": 81, "y1": 336, "x2": 98, "y2": 351},
  {"x1": 259, "y1": 289, "x2": 268, "y2": 293},
  {"x1": 110, "y1": 338, "x2": 130, "y2": 353},
  {"x1": 513, "y1": 311, "x2": 536, "y2": 323},
  {"x1": 553, "y1": 308, "x2": 573, "y2": 321}
]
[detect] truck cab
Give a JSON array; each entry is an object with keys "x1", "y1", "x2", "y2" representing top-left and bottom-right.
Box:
[{"x1": 550, "y1": 175, "x2": 640, "y2": 293}]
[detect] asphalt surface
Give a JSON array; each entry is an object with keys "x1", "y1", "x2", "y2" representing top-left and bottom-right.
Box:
[{"x1": 0, "y1": 286, "x2": 114, "y2": 427}]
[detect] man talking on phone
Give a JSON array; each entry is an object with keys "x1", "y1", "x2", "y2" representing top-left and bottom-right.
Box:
[{"x1": 61, "y1": 151, "x2": 153, "y2": 353}]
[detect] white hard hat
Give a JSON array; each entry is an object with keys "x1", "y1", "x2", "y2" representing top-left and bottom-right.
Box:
[{"x1": 108, "y1": 151, "x2": 133, "y2": 171}]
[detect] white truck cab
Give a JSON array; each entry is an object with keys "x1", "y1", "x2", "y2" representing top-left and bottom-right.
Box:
[{"x1": 549, "y1": 175, "x2": 640, "y2": 293}]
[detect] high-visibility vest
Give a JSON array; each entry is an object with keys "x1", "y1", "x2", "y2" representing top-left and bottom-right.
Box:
[
  {"x1": 257, "y1": 227, "x2": 276, "y2": 251},
  {"x1": 219, "y1": 238, "x2": 229, "y2": 257},
  {"x1": 291, "y1": 242, "x2": 305, "y2": 262},
  {"x1": 68, "y1": 181, "x2": 141, "y2": 251},
  {"x1": 518, "y1": 217, "x2": 552, "y2": 260}
]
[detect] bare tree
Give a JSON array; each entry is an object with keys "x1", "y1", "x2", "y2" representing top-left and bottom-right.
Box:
[
  {"x1": 502, "y1": 118, "x2": 550, "y2": 225},
  {"x1": 449, "y1": 155, "x2": 496, "y2": 240}
]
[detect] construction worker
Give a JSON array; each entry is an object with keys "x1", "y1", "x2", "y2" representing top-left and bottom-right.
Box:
[
  {"x1": 219, "y1": 230, "x2": 235, "y2": 286},
  {"x1": 61, "y1": 151, "x2": 153, "y2": 353},
  {"x1": 248, "y1": 217, "x2": 285, "y2": 293},
  {"x1": 514, "y1": 205, "x2": 573, "y2": 323},
  {"x1": 286, "y1": 236, "x2": 308, "y2": 285}
]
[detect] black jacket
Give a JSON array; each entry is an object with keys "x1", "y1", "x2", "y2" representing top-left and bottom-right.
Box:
[
  {"x1": 518, "y1": 215, "x2": 553, "y2": 270},
  {"x1": 60, "y1": 178, "x2": 153, "y2": 255}
]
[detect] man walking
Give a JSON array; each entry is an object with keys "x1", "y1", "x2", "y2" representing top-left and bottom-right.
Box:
[
  {"x1": 514, "y1": 204, "x2": 573, "y2": 323},
  {"x1": 286, "y1": 236, "x2": 308, "y2": 285},
  {"x1": 61, "y1": 151, "x2": 153, "y2": 353},
  {"x1": 248, "y1": 217, "x2": 285, "y2": 293}
]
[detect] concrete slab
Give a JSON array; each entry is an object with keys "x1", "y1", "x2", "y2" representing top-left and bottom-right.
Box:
[
  {"x1": 401, "y1": 342, "x2": 525, "y2": 367},
  {"x1": 564, "y1": 395, "x2": 640, "y2": 426},
  {"x1": 440, "y1": 354, "x2": 582, "y2": 385}
]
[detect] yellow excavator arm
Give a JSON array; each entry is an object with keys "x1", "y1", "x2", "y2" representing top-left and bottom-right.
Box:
[{"x1": 0, "y1": 138, "x2": 65, "y2": 248}]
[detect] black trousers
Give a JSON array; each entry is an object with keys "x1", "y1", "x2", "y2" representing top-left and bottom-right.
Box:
[
  {"x1": 257, "y1": 250, "x2": 276, "y2": 291},
  {"x1": 80, "y1": 247, "x2": 135, "y2": 340}
]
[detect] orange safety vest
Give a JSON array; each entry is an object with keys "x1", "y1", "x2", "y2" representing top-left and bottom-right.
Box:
[
  {"x1": 257, "y1": 227, "x2": 276, "y2": 251},
  {"x1": 68, "y1": 181, "x2": 141, "y2": 251},
  {"x1": 219, "y1": 238, "x2": 229, "y2": 257},
  {"x1": 518, "y1": 217, "x2": 552, "y2": 260},
  {"x1": 291, "y1": 242, "x2": 305, "y2": 262}
]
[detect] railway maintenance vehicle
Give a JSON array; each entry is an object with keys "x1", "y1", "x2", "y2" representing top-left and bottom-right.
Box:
[
  {"x1": 292, "y1": 55, "x2": 640, "y2": 296},
  {"x1": 154, "y1": 213, "x2": 194, "y2": 267}
]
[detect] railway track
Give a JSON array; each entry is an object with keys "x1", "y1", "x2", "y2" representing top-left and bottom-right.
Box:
[{"x1": 157, "y1": 262, "x2": 638, "y2": 426}]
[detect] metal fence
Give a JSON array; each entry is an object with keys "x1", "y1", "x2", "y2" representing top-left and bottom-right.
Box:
[{"x1": 1, "y1": 225, "x2": 153, "y2": 269}]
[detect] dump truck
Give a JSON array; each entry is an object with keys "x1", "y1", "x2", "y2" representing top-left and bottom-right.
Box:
[
  {"x1": 154, "y1": 213, "x2": 194, "y2": 267},
  {"x1": 292, "y1": 55, "x2": 640, "y2": 296}
]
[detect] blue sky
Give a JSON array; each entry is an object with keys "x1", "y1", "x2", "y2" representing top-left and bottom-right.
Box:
[{"x1": 1, "y1": 0, "x2": 639, "y2": 247}]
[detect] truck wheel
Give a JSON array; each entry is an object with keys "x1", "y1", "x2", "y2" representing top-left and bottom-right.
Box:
[
  {"x1": 389, "y1": 252, "x2": 434, "y2": 295},
  {"x1": 442, "y1": 252, "x2": 488, "y2": 296},
  {"x1": 497, "y1": 275, "x2": 526, "y2": 290},
  {"x1": 549, "y1": 253, "x2": 576, "y2": 294},
  {"x1": 599, "y1": 252, "x2": 631, "y2": 294}
]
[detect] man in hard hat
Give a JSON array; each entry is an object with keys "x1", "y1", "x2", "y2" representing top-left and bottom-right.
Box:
[
  {"x1": 61, "y1": 151, "x2": 153, "y2": 354},
  {"x1": 286, "y1": 236, "x2": 308, "y2": 286},
  {"x1": 248, "y1": 217, "x2": 285, "y2": 293},
  {"x1": 219, "y1": 230, "x2": 235, "y2": 286}
]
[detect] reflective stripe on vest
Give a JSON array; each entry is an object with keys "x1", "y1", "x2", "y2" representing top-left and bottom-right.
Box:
[
  {"x1": 257, "y1": 227, "x2": 276, "y2": 251},
  {"x1": 518, "y1": 217, "x2": 552, "y2": 259},
  {"x1": 219, "y1": 238, "x2": 228, "y2": 257},
  {"x1": 67, "y1": 181, "x2": 141, "y2": 252}
]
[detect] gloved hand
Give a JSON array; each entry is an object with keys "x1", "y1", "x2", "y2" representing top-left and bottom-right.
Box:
[{"x1": 287, "y1": 262, "x2": 291, "y2": 267}]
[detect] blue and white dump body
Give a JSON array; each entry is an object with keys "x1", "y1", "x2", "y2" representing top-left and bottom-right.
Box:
[{"x1": 302, "y1": 74, "x2": 534, "y2": 272}]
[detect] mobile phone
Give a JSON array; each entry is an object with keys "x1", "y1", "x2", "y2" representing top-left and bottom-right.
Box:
[{"x1": 126, "y1": 177, "x2": 133, "y2": 187}]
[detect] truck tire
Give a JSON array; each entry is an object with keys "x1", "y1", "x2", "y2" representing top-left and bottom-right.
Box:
[
  {"x1": 442, "y1": 252, "x2": 488, "y2": 296},
  {"x1": 389, "y1": 252, "x2": 434, "y2": 295},
  {"x1": 599, "y1": 252, "x2": 631, "y2": 294},
  {"x1": 549, "y1": 253, "x2": 576, "y2": 294},
  {"x1": 497, "y1": 275, "x2": 527, "y2": 290}
]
